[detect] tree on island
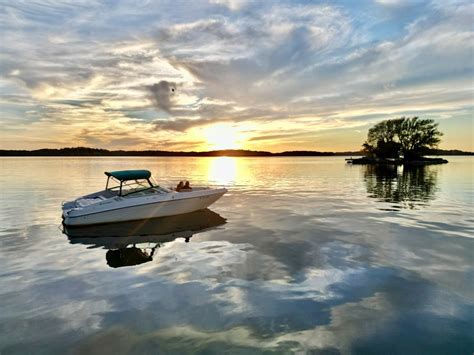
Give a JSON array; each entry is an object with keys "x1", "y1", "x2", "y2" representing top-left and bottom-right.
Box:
[{"x1": 363, "y1": 117, "x2": 443, "y2": 160}]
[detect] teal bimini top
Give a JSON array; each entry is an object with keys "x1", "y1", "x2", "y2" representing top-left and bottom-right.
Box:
[{"x1": 105, "y1": 170, "x2": 151, "y2": 181}]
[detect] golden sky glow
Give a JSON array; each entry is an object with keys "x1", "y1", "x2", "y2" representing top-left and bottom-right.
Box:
[
  {"x1": 0, "y1": 1, "x2": 473, "y2": 152},
  {"x1": 202, "y1": 124, "x2": 239, "y2": 150}
]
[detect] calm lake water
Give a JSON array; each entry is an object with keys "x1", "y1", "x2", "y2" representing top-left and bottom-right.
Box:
[{"x1": 0, "y1": 156, "x2": 473, "y2": 354}]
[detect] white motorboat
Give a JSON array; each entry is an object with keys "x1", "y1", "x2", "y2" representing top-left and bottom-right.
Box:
[{"x1": 62, "y1": 169, "x2": 227, "y2": 226}]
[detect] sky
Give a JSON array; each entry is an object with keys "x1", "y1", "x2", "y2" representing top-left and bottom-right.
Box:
[{"x1": 0, "y1": 0, "x2": 473, "y2": 152}]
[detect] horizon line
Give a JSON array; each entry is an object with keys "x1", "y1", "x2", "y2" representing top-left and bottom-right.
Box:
[{"x1": 0, "y1": 146, "x2": 472, "y2": 157}]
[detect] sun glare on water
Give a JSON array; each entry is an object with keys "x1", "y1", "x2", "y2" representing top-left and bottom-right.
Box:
[{"x1": 208, "y1": 157, "x2": 237, "y2": 185}]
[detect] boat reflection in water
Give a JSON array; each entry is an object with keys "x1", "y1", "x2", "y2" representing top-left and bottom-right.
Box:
[
  {"x1": 363, "y1": 165, "x2": 438, "y2": 210},
  {"x1": 63, "y1": 209, "x2": 226, "y2": 268}
]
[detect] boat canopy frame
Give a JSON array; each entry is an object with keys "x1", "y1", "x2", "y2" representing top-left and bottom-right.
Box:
[
  {"x1": 105, "y1": 170, "x2": 151, "y2": 181},
  {"x1": 105, "y1": 170, "x2": 154, "y2": 196}
]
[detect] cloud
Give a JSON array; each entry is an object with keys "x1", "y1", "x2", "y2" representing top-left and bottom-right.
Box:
[
  {"x1": 154, "y1": 116, "x2": 224, "y2": 132},
  {"x1": 375, "y1": 0, "x2": 409, "y2": 6},
  {"x1": 209, "y1": 0, "x2": 251, "y2": 11},
  {"x1": 147, "y1": 80, "x2": 177, "y2": 113},
  {"x1": 248, "y1": 132, "x2": 311, "y2": 142}
]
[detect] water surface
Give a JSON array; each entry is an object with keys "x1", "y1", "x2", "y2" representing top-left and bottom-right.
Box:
[{"x1": 0, "y1": 157, "x2": 473, "y2": 354}]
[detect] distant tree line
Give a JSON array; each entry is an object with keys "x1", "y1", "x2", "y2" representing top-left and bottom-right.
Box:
[
  {"x1": 0, "y1": 147, "x2": 366, "y2": 157},
  {"x1": 0, "y1": 146, "x2": 471, "y2": 157}
]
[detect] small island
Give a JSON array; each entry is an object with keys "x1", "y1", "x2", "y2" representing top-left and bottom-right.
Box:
[{"x1": 347, "y1": 116, "x2": 449, "y2": 165}]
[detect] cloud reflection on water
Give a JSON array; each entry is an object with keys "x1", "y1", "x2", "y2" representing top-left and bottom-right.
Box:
[{"x1": 0, "y1": 157, "x2": 473, "y2": 354}]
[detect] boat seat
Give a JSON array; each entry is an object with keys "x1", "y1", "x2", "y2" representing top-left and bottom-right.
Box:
[{"x1": 102, "y1": 190, "x2": 118, "y2": 198}]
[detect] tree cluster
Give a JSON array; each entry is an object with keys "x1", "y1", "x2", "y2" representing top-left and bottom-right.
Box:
[{"x1": 363, "y1": 117, "x2": 442, "y2": 160}]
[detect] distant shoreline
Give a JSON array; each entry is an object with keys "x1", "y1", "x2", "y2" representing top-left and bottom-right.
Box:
[{"x1": 0, "y1": 147, "x2": 472, "y2": 157}]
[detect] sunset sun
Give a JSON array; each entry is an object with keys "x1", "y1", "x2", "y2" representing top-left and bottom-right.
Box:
[{"x1": 203, "y1": 124, "x2": 239, "y2": 150}]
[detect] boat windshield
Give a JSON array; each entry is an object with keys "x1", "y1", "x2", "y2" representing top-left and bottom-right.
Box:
[{"x1": 106, "y1": 176, "x2": 170, "y2": 196}]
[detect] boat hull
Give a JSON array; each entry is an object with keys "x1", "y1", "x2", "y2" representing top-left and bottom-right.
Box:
[{"x1": 63, "y1": 189, "x2": 226, "y2": 226}]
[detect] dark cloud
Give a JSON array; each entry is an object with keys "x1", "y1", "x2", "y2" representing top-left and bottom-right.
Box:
[
  {"x1": 156, "y1": 18, "x2": 269, "y2": 58},
  {"x1": 148, "y1": 81, "x2": 177, "y2": 114},
  {"x1": 76, "y1": 128, "x2": 150, "y2": 148},
  {"x1": 249, "y1": 132, "x2": 310, "y2": 142},
  {"x1": 150, "y1": 138, "x2": 204, "y2": 151},
  {"x1": 158, "y1": 19, "x2": 238, "y2": 43},
  {"x1": 52, "y1": 99, "x2": 103, "y2": 107},
  {"x1": 153, "y1": 117, "x2": 225, "y2": 132},
  {"x1": 152, "y1": 104, "x2": 292, "y2": 132}
]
